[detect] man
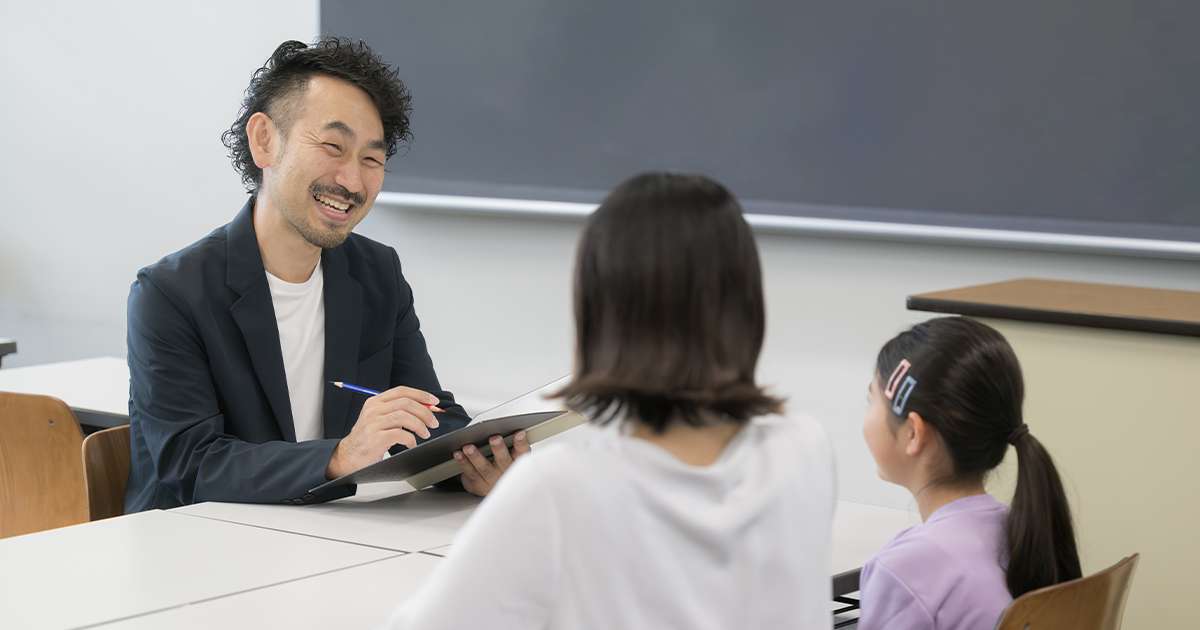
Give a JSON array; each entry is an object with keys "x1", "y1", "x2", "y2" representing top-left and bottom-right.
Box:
[{"x1": 126, "y1": 38, "x2": 526, "y2": 512}]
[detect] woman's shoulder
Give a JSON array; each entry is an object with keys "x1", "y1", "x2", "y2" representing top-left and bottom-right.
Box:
[
  {"x1": 747, "y1": 412, "x2": 835, "y2": 466},
  {"x1": 750, "y1": 411, "x2": 829, "y2": 441},
  {"x1": 508, "y1": 429, "x2": 628, "y2": 481}
]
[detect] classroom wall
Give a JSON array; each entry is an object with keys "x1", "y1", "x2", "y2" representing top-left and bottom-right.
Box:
[
  {"x1": 3, "y1": 2, "x2": 1200, "y2": 512},
  {"x1": 0, "y1": 0, "x2": 319, "y2": 363}
]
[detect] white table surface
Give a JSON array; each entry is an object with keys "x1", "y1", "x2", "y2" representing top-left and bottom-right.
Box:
[
  {"x1": 1, "y1": 488, "x2": 916, "y2": 630},
  {"x1": 175, "y1": 484, "x2": 918, "y2": 571},
  {"x1": 0, "y1": 510, "x2": 402, "y2": 630},
  {"x1": 116, "y1": 499, "x2": 916, "y2": 630},
  {"x1": 831, "y1": 499, "x2": 919, "y2": 576},
  {"x1": 95, "y1": 553, "x2": 442, "y2": 630},
  {"x1": 173, "y1": 481, "x2": 483, "y2": 553},
  {"x1": 0, "y1": 356, "x2": 129, "y2": 417}
]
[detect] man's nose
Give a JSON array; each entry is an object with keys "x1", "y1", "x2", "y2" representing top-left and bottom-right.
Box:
[{"x1": 333, "y1": 158, "x2": 364, "y2": 194}]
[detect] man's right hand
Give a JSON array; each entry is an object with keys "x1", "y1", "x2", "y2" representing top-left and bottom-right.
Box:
[{"x1": 325, "y1": 386, "x2": 442, "y2": 479}]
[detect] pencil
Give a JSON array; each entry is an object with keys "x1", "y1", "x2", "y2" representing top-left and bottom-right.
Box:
[{"x1": 329, "y1": 381, "x2": 445, "y2": 412}]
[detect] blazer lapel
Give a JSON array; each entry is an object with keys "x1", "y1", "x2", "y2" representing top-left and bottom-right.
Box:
[
  {"x1": 321, "y1": 246, "x2": 363, "y2": 439},
  {"x1": 226, "y1": 199, "x2": 296, "y2": 442}
]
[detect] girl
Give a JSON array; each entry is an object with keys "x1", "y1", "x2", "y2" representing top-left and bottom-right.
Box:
[
  {"x1": 858, "y1": 316, "x2": 1081, "y2": 629},
  {"x1": 382, "y1": 172, "x2": 836, "y2": 629}
]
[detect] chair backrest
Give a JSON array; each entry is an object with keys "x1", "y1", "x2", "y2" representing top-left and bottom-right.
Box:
[
  {"x1": 0, "y1": 392, "x2": 88, "y2": 538},
  {"x1": 994, "y1": 553, "x2": 1140, "y2": 630},
  {"x1": 82, "y1": 424, "x2": 131, "y2": 521}
]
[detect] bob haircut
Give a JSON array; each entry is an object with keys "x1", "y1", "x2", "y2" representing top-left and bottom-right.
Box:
[
  {"x1": 222, "y1": 36, "x2": 413, "y2": 194},
  {"x1": 556, "y1": 172, "x2": 783, "y2": 431}
]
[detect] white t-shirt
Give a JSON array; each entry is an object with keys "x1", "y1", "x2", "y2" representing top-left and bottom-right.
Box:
[
  {"x1": 381, "y1": 413, "x2": 837, "y2": 630},
  {"x1": 265, "y1": 261, "x2": 325, "y2": 442}
]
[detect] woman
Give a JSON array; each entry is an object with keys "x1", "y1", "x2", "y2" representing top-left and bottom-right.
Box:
[{"x1": 381, "y1": 172, "x2": 836, "y2": 629}]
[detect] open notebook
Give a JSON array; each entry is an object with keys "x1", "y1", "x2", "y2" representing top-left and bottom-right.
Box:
[{"x1": 310, "y1": 376, "x2": 584, "y2": 492}]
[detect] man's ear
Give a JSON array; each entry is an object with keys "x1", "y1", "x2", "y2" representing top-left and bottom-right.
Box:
[
  {"x1": 246, "y1": 112, "x2": 278, "y2": 170},
  {"x1": 904, "y1": 411, "x2": 934, "y2": 456}
]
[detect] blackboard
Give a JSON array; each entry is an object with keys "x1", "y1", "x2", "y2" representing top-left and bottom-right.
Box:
[{"x1": 323, "y1": 0, "x2": 1200, "y2": 243}]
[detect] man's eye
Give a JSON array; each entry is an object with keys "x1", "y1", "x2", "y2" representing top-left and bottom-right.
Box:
[{"x1": 324, "y1": 143, "x2": 342, "y2": 152}]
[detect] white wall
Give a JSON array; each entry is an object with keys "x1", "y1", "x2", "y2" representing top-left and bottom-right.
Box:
[
  {"x1": 3, "y1": 1, "x2": 1200, "y2": 510},
  {"x1": 0, "y1": 1, "x2": 318, "y2": 364}
]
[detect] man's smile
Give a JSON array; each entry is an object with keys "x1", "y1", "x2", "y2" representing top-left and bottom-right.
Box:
[{"x1": 314, "y1": 192, "x2": 352, "y2": 214}]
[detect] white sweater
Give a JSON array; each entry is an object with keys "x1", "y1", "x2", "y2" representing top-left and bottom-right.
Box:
[{"x1": 382, "y1": 413, "x2": 836, "y2": 630}]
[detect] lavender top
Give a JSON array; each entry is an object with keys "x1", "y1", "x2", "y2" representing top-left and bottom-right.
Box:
[{"x1": 858, "y1": 494, "x2": 1013, "y2": 630}]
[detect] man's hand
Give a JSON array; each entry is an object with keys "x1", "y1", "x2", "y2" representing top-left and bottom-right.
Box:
[
  {"x1": 454, "y1": 431, "x2": 531, "y2": 496},
  {"x1": 326, "y1": 386, "x2": 441, "y2": 479}
]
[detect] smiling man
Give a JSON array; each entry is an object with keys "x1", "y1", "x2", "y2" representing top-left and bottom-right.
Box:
[{"x1": 125, "y1": 38, "x2": 526, "y2": 511}]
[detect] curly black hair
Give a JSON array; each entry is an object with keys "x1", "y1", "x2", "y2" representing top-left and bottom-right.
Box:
[{"x1": 222, "y1": 37, "x2": 412, "y2": 194}]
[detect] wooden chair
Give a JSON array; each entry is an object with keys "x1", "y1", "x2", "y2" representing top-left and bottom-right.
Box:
[
  {"x1": 82, "y1": 424, "x2": 131, "y2": 521},
  {"x1": 994, "y1": 553, "x2": 1140, "y2": 630},
  {"x1": 0, "y1": 392, "x2": 88, "y2": 537}
]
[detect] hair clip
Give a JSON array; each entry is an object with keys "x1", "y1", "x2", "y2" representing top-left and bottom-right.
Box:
[
  {"x1": 885, "y1": 359, "x2": 917, "y2": 416},
  {"x1": 892, "y1": 375, "x2": 917, "y2": 416},
  {"x1": 884, "y1": 359, "x2": 911, "y2": 400}
]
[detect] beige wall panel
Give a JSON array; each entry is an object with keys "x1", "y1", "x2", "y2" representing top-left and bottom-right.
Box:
[{"x1": 980, "y1": 317, "x2": 1199, "y2": 628}]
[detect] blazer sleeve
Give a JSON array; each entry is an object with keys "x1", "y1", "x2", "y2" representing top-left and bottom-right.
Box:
[{"x1": 127, "y1": 270, "x2": 349, "y2": 508}]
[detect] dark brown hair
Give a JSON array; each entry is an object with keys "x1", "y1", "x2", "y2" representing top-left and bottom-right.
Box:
[
  {"x1": 222, "y1": 37, "x2": 413, "y2": 194},
  {"x1": 556, "y1": 172, "x2": 783, "y2": 431},
  {"x1": 876, "y1": 316, "x2": 1081, "y2": 597}
]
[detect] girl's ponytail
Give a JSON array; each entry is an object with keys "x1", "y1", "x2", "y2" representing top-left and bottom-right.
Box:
[{"x1": 1006, "y1": 430, "x2": 1082, "y2": 597}]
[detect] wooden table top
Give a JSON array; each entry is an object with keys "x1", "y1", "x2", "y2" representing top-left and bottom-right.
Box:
[{"x1": 907, "y1": 278, "x2": 1200, "y2": 337}]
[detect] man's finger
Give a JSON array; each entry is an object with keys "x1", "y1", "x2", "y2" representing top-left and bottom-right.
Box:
[
  {"x1": 369, "y1": 397, "x2": 439, "y2": 431},
  {"x1": 489, "y1": 435, "x2": 514, "y2": 470},
  {"x1": 462, "y1": 444, "x2": 500, "y2": 485},
  {"x1": 382, "y1": 427, "x2": 418, "y2": 450},
  {"x1": 396, "y1": 397, "x2": 440, "y2": 430},
  {"x1": 373, "y1": 385, "x2": 441, "y2": 408},
  {"x1": 376, "y1": 409, "x2": 430, "y2": 439},
  {"x1": 512, "y1": 431, "x2": 531, "y2": 458},
  {"x1": 454, "y1": 450, "x2": 485, "y2": 487}
]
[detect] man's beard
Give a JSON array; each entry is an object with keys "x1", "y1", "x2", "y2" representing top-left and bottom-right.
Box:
[
  {"x1": 289, "y1": 182, "x2": 367, "y2": 249},
  {"x1": 292, "y1": 215, "x2": 349, "y2": 249}
]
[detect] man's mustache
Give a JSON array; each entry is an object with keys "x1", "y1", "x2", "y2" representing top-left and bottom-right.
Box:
[{"x1": 310, "y1": 182, "x2": 366, "y2": 207}]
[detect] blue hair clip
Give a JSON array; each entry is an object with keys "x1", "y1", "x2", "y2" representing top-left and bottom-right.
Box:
[{"x1": 892, "y1": 375, "x2": 917, "y2": 416}]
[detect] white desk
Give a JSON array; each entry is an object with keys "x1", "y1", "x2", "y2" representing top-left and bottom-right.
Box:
[
  {"x1": 174, "y1": 481, "x2": 483, "y2": 553},
  {"x1": 0, "y1": 356, "x2": 130, "y2": 428},
  {"x1": 174, "y1": 483, "x2": 917, "y2": 593},
  {"x1": 153, "y1": 493, "x2": 913, "y2": 630},
  {"x1": 0, "y1": 487, "x2": 913, "y2": 629},
  {"x1": 0, "y1": 510, "x2": 402, "y2": 630},
  {"x1": 98, "y1": 554, "x2": 442, "y2": 630}
]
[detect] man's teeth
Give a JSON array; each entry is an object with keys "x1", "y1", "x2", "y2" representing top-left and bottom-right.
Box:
[{"x1": 315, "y1": 194, "x2": 350, "y2": 212}]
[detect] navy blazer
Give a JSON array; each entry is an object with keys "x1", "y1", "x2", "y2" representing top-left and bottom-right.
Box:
[{"x1": 125, "y1": 200, "x2": 470, "y2": 511}]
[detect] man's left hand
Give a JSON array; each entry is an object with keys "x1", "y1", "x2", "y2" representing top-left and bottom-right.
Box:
[{"x1": 454, "y1": 431, "x2": 531, "y2": 496}]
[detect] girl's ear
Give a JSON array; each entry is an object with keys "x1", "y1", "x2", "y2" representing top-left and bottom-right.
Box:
[{"x1": 904, "y1": 412, "x2": 934, "y2": 456}]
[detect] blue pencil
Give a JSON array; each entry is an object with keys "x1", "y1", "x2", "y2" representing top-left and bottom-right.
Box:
[
  {"x1": 329, "y1": 381, "x2": 444, "y2": 412},
  {"x1": 330, "y1": 381, "x2": 382, "y2": 396}
]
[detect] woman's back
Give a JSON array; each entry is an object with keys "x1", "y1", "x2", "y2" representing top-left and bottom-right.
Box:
[{"x1": 386, "y1": 413, "x2": 835, "y2": 629}]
